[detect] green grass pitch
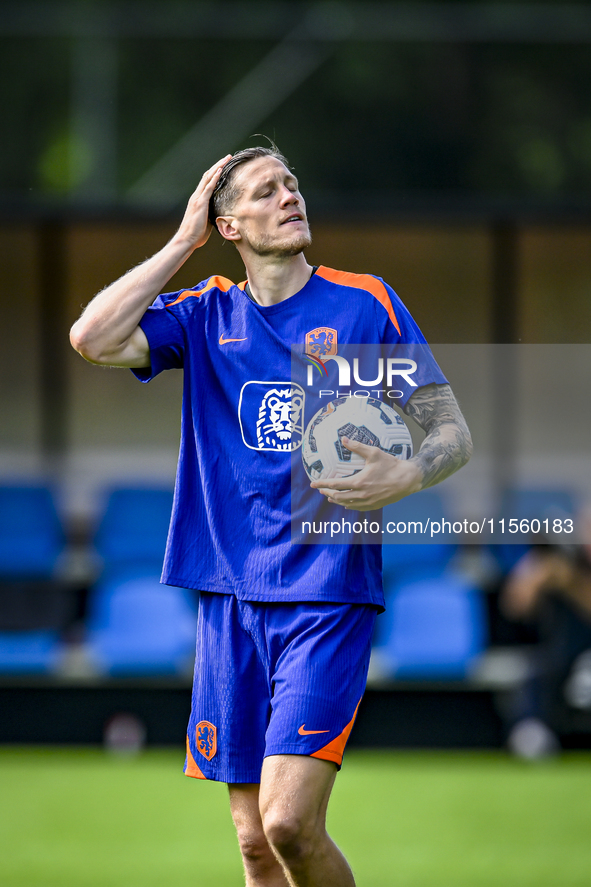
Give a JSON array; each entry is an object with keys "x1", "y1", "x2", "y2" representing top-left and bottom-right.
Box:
[{"x1": 1, "y1": 747, "x2": 591, "y2": 886}]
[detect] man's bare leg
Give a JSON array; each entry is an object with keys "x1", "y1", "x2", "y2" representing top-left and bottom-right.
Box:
[
  {"x1": 229, "y1": 755, "x2": 355, "y2": 887},
  {"x1": 229, "y1": 782, "x2": 289, "y2": 887}
]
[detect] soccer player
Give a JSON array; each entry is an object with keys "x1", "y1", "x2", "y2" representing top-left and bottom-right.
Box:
[{"x1": 70, "y1": 146, "x2": 472, "y2": 887}]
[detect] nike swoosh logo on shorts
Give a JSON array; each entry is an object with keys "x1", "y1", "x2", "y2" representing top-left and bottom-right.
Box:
[
  {"x1": 219, "y1": 335, "x2": 247, "y2": 345},
  {"x1": 298, "y1": 724, "x2": 330, "y2": 735}
]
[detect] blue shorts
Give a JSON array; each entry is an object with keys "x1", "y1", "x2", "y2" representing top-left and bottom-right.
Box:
[{"x1": 185, "y1": 592, "x2": 377, "y2": 784}]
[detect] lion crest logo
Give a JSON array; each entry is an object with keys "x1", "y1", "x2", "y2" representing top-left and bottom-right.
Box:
[
  {"x1": 239, "y1": 382, "x2": 305, "y2": 451},
  {"x1": 196, "y1": 721, "x2": 217, "y2": 761},
  {"x1": 305, "y1": 327, "x2": 338, "y2": 358}
]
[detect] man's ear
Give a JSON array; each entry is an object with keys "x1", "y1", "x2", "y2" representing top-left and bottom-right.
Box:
[{"x1": 216, "y1": 216, "x2": 241, "y2": 242}]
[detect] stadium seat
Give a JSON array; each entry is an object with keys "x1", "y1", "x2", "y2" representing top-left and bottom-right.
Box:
[
  {"x1": 493, "y1": 487, "x2": 576, "y2": 574},
  {"x1": 382, "y1": 488, "x2": 457, "y2": 584},
  {"x1": 0, "y1": 630, "x2": 61, "y2": 674},
  {"x1": 86, "y1": 572, "x2": 197, "y2": 676},
  {"x1": 499, "y1": 487, "x2": 575, "y2": 520},
  {"x1": 0, "y1": 485, "x2": 65, "y2": 578},
  {"x1": 373, "y1": 575, "x2": 487, "y2": 680},
  {"x1": 93, "y1": 487, "x2": 174, "y2": 567}
]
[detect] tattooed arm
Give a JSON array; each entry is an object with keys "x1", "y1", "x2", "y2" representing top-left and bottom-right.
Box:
[
  {"x1": 403, "y1": 382, "x2": 473, "y2": 490},
  {"x1": 310, "y1": 383, "x2": 472, "y2": 511}
]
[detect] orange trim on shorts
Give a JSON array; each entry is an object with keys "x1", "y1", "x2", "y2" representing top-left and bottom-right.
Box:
[
  {"x1": 315, "y1": 266, "x2": 401, "y2": 335},
  {"x1": 165, "y1": 275, "x2": 235, "y2": 307},
  {"x1": 310, "y1": 699, "x2": 362, "y2": 767},
  {"x1": 185, "y1": 735, "x2": 207, "y2": 779}
]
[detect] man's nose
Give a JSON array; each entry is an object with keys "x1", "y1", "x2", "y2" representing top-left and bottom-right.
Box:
[{"x1": 279, "y1": 187, "x2": 298, "y2": 205}]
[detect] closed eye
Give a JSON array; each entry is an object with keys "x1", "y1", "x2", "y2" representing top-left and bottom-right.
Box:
[{"x1": 254, "y1": 178, "x2": 299, "y2": 199}]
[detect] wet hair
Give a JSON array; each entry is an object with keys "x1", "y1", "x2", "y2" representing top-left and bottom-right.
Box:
[{"x1": 208, "y1": 144, "x2": 291, "y2": 226}]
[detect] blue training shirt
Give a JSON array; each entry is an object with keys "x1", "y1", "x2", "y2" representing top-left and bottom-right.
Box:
[{"x1": 133, "y1": 265, "x2": 446, "y2": 608}]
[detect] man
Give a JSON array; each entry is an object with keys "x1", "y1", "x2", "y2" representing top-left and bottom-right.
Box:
[
  {"x1": 70, "y1": 146, "x2": 472, "y2": 887},
  {"x1": 501, "y1": 508, "x2": 591, "y2": 758}
]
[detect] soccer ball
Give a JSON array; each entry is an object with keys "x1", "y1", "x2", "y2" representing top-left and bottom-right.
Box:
[{"x1": 302, "y1": 396, "x2": 413, "y2": 481}]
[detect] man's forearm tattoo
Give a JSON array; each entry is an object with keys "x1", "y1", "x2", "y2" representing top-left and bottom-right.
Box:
[{"x1": 403, "y1": 383, "x2": 473, "y2": 489}]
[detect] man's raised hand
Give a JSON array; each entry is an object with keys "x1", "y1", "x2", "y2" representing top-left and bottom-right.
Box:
[
  {"x1": 70, "y1": 154, "x2": 233, "y2": 368},
  {"x1": 177, "y1": 155, "x2": 232, "y2": 250}
]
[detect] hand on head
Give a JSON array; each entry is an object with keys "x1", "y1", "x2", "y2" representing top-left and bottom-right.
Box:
[{"x1": 177, "y1": 155, "x2": 233, "y2": 250}]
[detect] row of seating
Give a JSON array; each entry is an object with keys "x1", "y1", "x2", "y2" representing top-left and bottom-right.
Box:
[
  {"x1": 0, "y1": 486, "x2": 185, "y2": 676},
  {"x1": 0, "y1": 484, "x2": 579, "y2": 679},
  {"x1": 374, "y1": 487, "x2": 578, "y2": 679},
  {"x1": 0, "y1": 486, "x2": 174, "y2": 578}
]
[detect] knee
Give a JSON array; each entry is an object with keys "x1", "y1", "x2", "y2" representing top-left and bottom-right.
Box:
[
  {"x1": 262, "y1": 811, "x2": 316, "y2": 864},
  {"x1": 235, "y1": 824, "x2": 274, "y2": 867}
]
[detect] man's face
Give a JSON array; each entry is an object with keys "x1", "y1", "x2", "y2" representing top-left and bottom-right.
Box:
[{"x1": 221, "y1": 156, "x2": 312, "y2": 258}]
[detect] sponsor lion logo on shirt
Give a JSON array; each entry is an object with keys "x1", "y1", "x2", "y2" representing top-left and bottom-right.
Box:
[
  {"x1": 196, "y1": 720, "x2": 217, "y2": 761},
  {"x1": 305, "y1": 327, "x2": 338, "y2": 358},
  {"x1": 256, "y1": 386, "x2": 304, "y2": 450},
  {"x1": 238, "y1": 382, "x2": 305, "y2": 451}
]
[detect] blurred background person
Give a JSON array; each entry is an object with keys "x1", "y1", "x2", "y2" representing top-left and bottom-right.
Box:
[{"x1": 501, "y1": 507, "x2": 591, "y2": 759}]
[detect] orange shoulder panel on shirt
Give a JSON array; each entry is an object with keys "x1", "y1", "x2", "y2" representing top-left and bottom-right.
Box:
[
  {"x1": 185, "y1": 735, "x2": 207, "y2": 779},
  {"x1": 165, "y1": 275, "x2": 235, "y2": 307},
  {"x1": 310, "y1": 699, "x2": 362, "y2": 767},
  {"x1": 315, "y1": 266, "x2": 401, "y2": 335}
]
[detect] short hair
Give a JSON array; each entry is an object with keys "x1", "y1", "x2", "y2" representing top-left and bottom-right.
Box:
[{"x1": 208, "y1": 145, "x2": 291, "y2": 226}]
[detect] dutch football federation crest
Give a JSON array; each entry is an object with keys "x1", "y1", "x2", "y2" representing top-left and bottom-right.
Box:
[
  {"x1": 195, "y1": 720, "x2": 217, "y2": 761},
  {"x1": 238, "y1": 381, "x2": 305, "y2": 451},
  {"x1": 305, "y1": 327, "x2": 338, "y2": 358}
]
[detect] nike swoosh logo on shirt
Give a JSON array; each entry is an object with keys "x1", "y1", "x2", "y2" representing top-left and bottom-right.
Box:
[
  {"x1": 298, "y1": 725, "x2": 330, "y2": 736},
  {"x1": 219, "y1": 335, "x2": 247, "y2": 345}
]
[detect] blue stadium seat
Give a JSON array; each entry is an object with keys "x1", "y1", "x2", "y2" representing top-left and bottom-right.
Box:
[
  {"x1": 382, "y1": 488, "x2": 457, "y2": 584},
  {"x1": 0, "y1": 630, "x2": 61, "y2": 674},
  {"x1": 499, "y1": 488, "x2": 575, "y2": 520},
  {"x1": 86, "y1": 572, "x2": 198, "y2": 676},
  {"x1": 94, "y1": 487, "x2": 174, "y2": 567},
  {"x1": 374, "y1": 575, "x2": 487, "y2": 680},
  {"x1": 493, "y1": 487, "x2": 576, "y2": 574},
  {"x1": 0, "y1": 485, "x2": 65, "y2": 578}
]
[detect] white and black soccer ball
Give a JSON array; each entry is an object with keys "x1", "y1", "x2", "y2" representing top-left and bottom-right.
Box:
[{"x1": 302, "y1": 396, "x2": 413, "y2": 481}]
